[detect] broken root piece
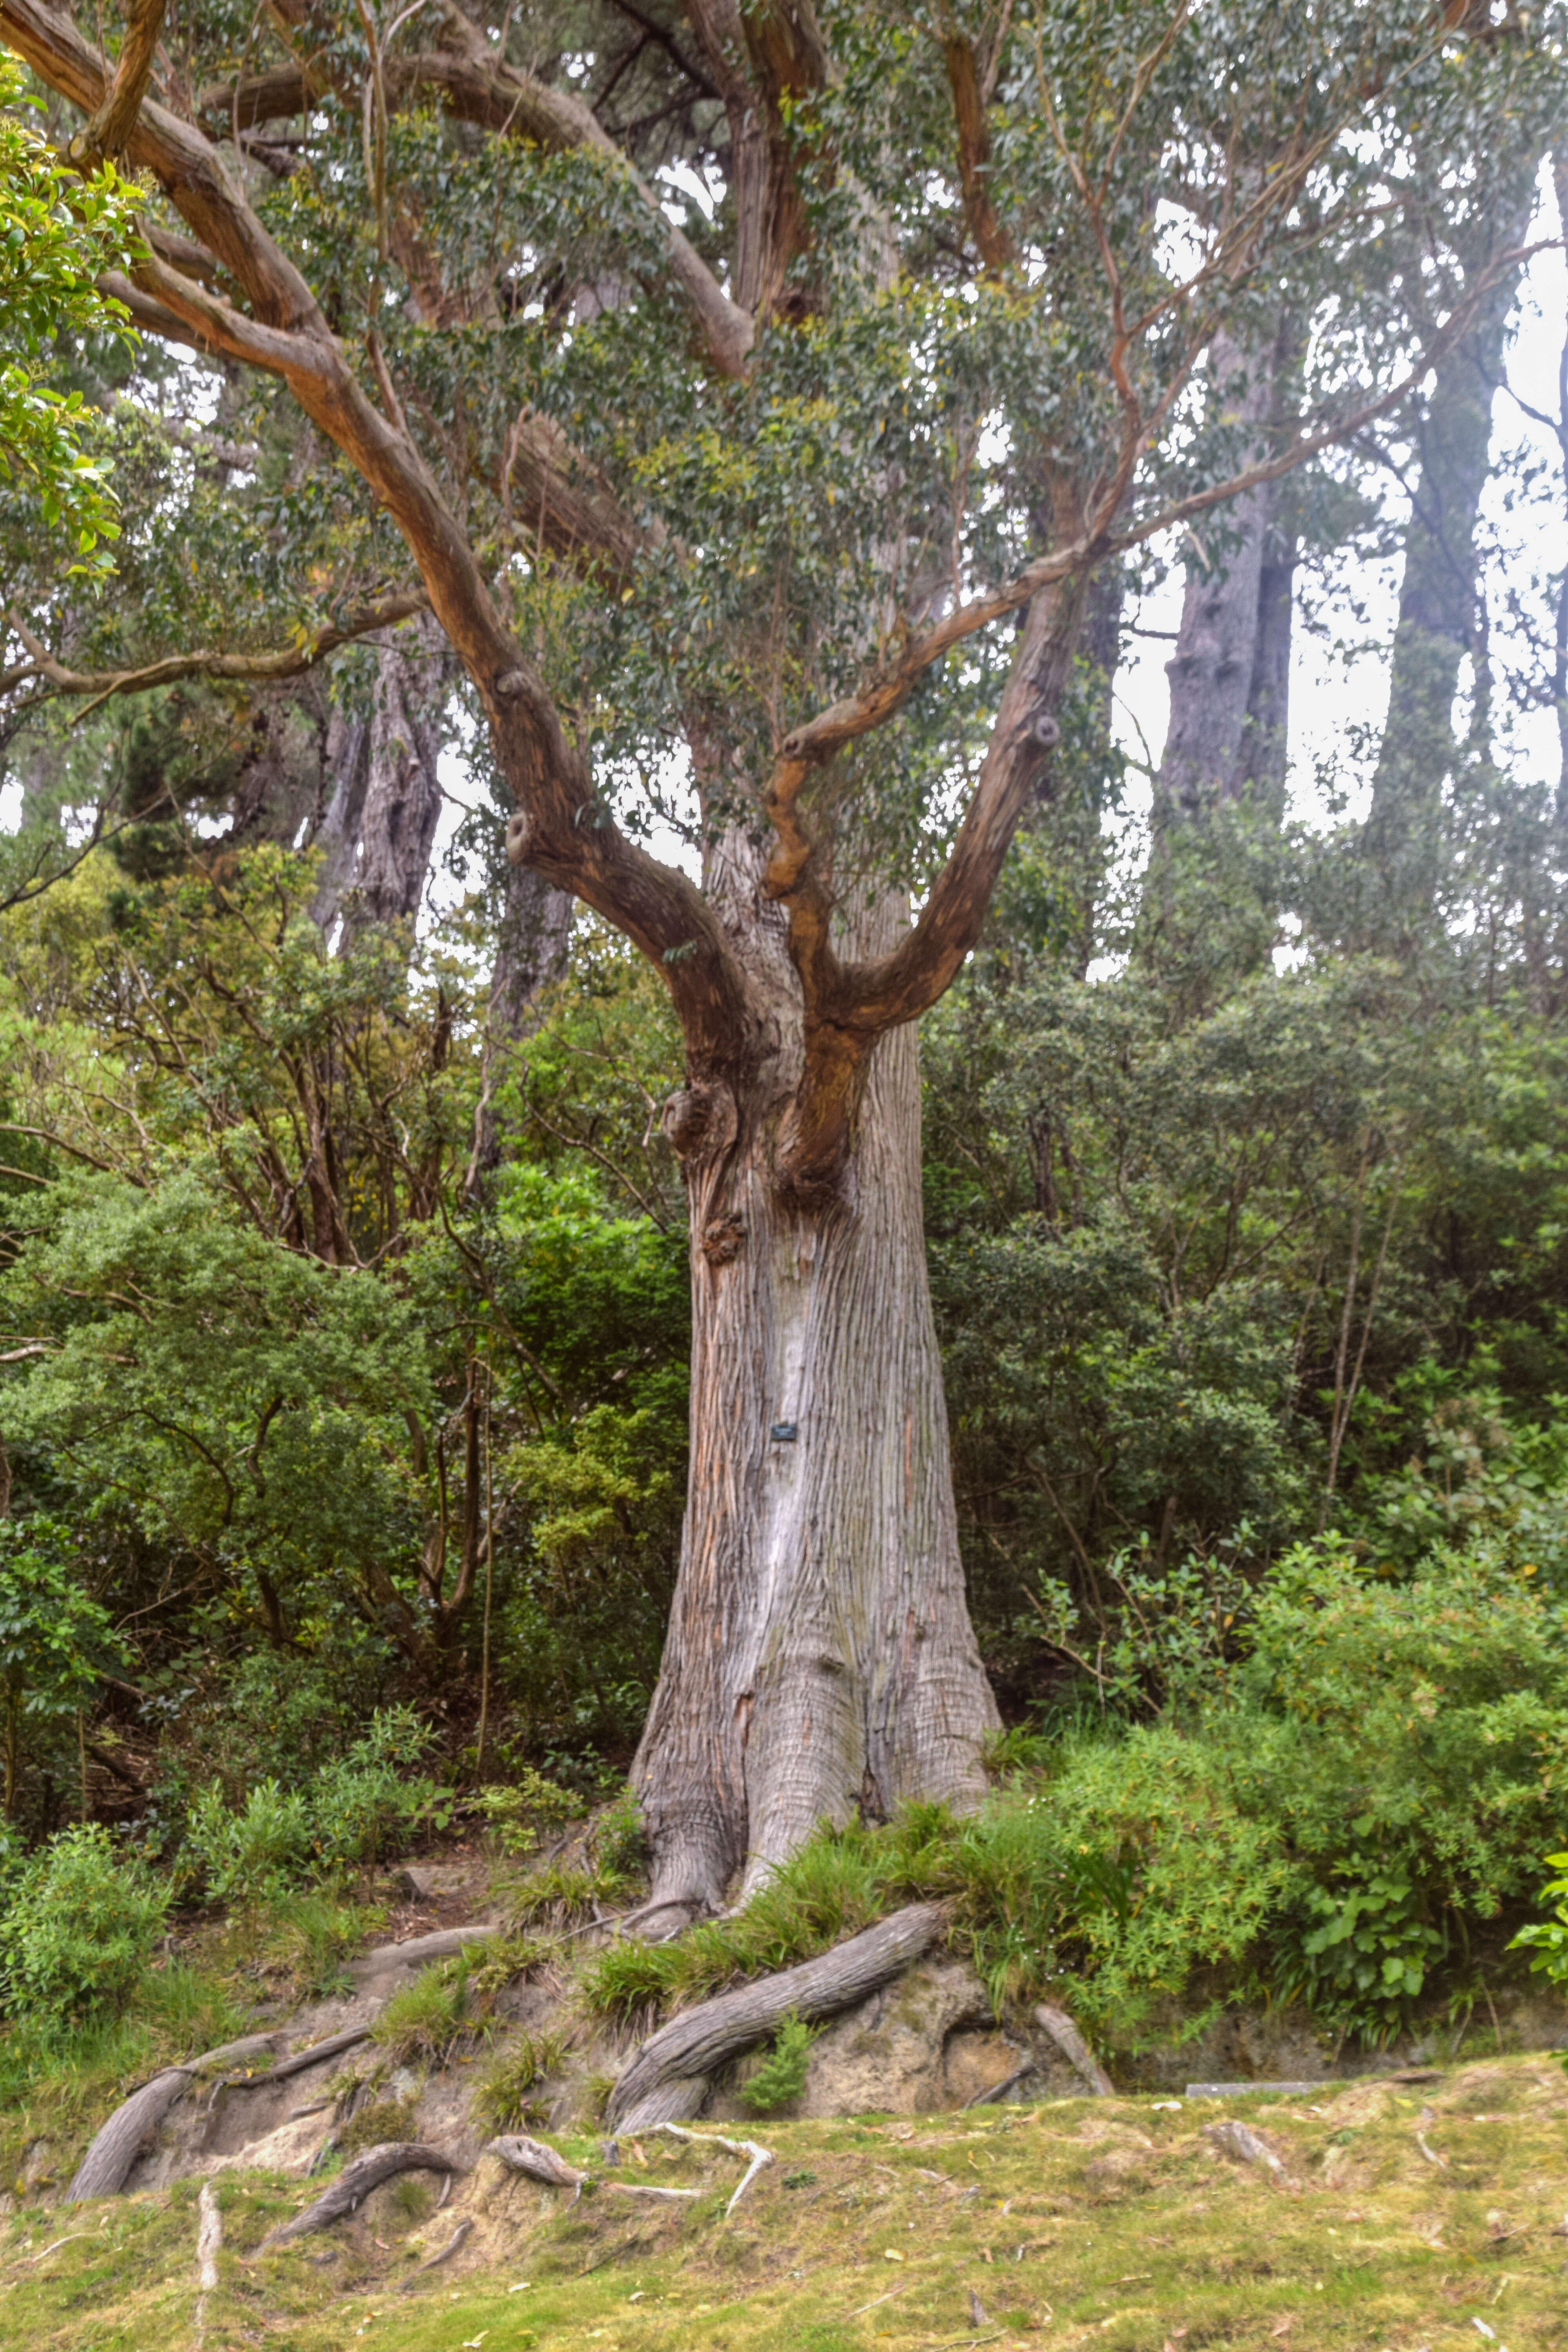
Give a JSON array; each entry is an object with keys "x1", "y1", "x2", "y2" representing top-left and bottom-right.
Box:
[
  {"x1": 1203, "y1": 2119, "x2": 1287, "y2": 2178},
  {"x1": 487, "y1": 2134, "x2": 586, "y2": 2192},
  {"x1": 652, "y1": 2121, "x2": 774, "y2": 2214},
  {"x1": 398, "y1": 2216, "x2": 472, "y2": 2290}
]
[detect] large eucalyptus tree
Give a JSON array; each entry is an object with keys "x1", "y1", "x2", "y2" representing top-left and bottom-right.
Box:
[{"x1": 2, "y1": 0, "x2": 1559, "y2": 1926}]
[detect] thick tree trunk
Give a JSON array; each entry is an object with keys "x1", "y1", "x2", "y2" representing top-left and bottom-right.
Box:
[
  {"x1": 632, "y1": 889, "x2": 998, "y2": 1928},
  {"x1": 335, "y1": 614, "x2": 452, "y2": 944},
  {"x1": 1360, "y1": 256, "x2": 1519, "y2": 943},
  {"x1": 1157, "y1": 324, "x2": 1297, "y2": 824}
]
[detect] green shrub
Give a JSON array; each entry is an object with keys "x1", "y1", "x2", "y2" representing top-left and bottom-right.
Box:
[
  {"x1": 1508, "y1": 1849, "x2": 1568, "y2": 2074},
  {"x1": 469, "y1": 1766, "x2": 580, "y2": 1859},
  {"x1": 0, "y1": 1826, "x2": 169, "y2": 2025},
  {"x1": 183, "y1": 1776, "x2": 312, "y2": 1904},
  {"x1": 309, "y1": 1706, "x2": 441, "y2": 1867},
  {"x1": 178, "y1": 1707, "x2": 440, "y2": 1900}
]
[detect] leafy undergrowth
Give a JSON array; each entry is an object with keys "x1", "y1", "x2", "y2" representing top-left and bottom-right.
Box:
[{"x1": 3, "y1": 2054, "x2": 1568, "y2": 2349}]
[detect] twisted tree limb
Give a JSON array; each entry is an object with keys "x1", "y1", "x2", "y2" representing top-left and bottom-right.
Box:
[
  {"x1": 606, "y1": 1902, "x2": 946, "y2": 2131},
  {"x1": 4, "y1": 592, "x2": 428, "y2": 717}
]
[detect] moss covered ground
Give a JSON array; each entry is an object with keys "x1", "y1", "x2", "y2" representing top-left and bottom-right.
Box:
[{"x1": 1, "y1": 2053, "x2": 1566, "y2": 2350}]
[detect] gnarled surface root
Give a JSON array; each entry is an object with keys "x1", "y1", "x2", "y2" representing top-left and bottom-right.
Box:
[{"x1": 606, "y1": 1900, "x2": 946, "y2": 2131}]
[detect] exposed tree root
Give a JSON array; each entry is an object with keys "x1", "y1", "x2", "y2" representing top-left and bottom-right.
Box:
[
  {"x1": 398, "y1": 2215, "x2": 472, "y2": 2289},
  {"x1": 258, "y1": 2143, "x2": 465, "y2": 2248},
  {"x1": 486, "y1": 2135, "x2": 585, "y2": 2192},
  {"x1": 1032, "y1": 2003, "x2": 1114, "y2": 2096},
  {"x1": 68, "y1": 2070, "x2": 198, "y2": 2202},
  {"x1": 255, "y1": 2027, "x2": 373, "y2": 2083},
  {"x1": 606, "y1": 1902, "x2": 946, "y2": 2131}
]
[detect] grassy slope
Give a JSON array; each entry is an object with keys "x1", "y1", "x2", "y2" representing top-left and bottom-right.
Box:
[{"x1": 3, "y1": 2053, "x2": 1567, "y2": 2351}]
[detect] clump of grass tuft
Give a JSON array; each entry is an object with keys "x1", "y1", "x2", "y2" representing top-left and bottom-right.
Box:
[
  {"x1": 371, "y1": 1951, "x2": 494, "y2": 2066},
  {"x1": 471, "y1": 2028, "x2": 568, "y2": 2134},
  {"x1": 577, "y1": 1811, "x2": 952, "y2": 2025},
  {"x1": 502, "y1": 1862, "x2": 605, "y2": 1931},
  {"x1": 240, "y1": 1891, "x2": 382, "y2": 2002},
  {"x1": 576, "y1": 1935, "x2": 680, "y2": 2026}
]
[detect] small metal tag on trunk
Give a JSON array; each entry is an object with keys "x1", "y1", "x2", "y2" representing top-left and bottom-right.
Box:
[{"x1": 769, "y1": 1421, "x2": 798, "y2": 1443}]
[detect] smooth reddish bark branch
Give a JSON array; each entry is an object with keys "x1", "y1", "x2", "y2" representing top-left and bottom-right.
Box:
[
  {"x1": 940, "y1": 25, "x2": 1014, "y2": 273},
  {"x1": 67, "y1": 0, "x2": 165, "y2": 163}
]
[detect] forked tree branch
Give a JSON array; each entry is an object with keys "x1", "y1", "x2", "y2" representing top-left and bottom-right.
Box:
[
  {"x1": 200, "y1": 2, "x2": 756, "y2": 377},
  {"x1": 760, "y1": 229, "x2": 1553, "y2": 1067}
]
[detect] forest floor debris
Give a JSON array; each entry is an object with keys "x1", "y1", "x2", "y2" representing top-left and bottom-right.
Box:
[{"x1": 1, "y1": 2051, "x2": 1566, "y2": 2348}]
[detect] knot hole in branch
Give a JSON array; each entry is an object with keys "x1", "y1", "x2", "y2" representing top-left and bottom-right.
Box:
[{"x1": 662, "y1": 1079, "x2": 739, "y2": 1167}]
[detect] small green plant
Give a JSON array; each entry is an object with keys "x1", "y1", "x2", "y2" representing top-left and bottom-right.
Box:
[
  {"x1": 1276, "y1": 1862, "x2": 1450, "y2": 2045},
  {"x1": 1509, "y1": 1850, "x2": 1568, "y2": 2073},
  {"x1": 0, "y1": 1825, "x2": 169, "y2": 2026},
  {"x1": 471, "y1": 2029, "x2": 567, "y2": 2133},
  {"x1": 470, "y1": 1766, "x2": 580, "y2": 1859},
  {"x1": 739, "y1": 2009, "x2": 819, "y2": 2114},
  {"x1": 592, "y1": 1791, "x2": 649, "y2": 1883},
  {"x1": 339, "y1": 2092, "x2": 417, "y2": 2158}
]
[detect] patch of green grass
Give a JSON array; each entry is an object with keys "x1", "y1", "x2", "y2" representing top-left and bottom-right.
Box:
[
  {"x1": 5, "y1": 2054, "x2": 1568, "y2": 2351},
  {"x1": 238, "y1": 1889, "x2": 383, "y2": 2001},
  {"x1": 0, "y1": 1958, "x2": 253, "y2": 2191}
]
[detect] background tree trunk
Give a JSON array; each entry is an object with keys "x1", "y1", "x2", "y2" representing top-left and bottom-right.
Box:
[
  {"x1": 468, "y1": 853, "x2": 574, "y2": 1180},
  {"x1": 633, "y1": 884, "x2": 998, "y2": 1929},
  {"x1": 1157, "y1": 322, "x2": 1298, "y2": 825},
  {"x1": 1359, "y1": 248, "x2": 1523, "y2": 946},
  {"x1": 335, "y1": 615, "x2": 452, "y2": 945},
  {"x1": 307, "y1": 702, "x2": 370, "y2": 931}
]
